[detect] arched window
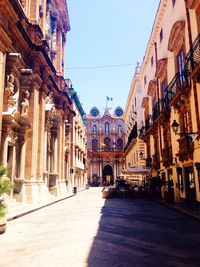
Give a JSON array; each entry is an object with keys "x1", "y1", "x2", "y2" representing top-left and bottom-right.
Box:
[
  {"x1": 92, "y1": 139, "x2": 98, "y2": 151},
  {"x1": 104, "y1": 138, "x2": 111, "y2": 150},
  {"x1": 118, "y1": 124, "x2": 122, "y2": 134},
  {"x1": 93, "y1": 125, "x2": 97, "y2": 134},
  {"x1": 117, "y1": 139, "x2": 123, "y2": 151},
  {"x1": 104, "y1": 122, "x2": 109, "y2": 134}
]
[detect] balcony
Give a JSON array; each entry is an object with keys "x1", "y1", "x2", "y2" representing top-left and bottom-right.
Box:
[
  {"x1": 152, "y1": 99, "x2": 166, "y2": 122},
  {"x1": 162, "y1": 146, "x2": 173, "y2": 167},
  {"x1": 177, "y1": 135, "x2": 194, "y2": 162},
  {"x1": 185, "y1": 34, "x2": 200, "y2": 80},
  {"x1": 165, "y1": 72, "x2": 188, "y2": 106}
]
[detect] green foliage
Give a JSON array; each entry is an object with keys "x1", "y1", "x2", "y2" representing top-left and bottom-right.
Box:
[
  {"x1": 0, "y1": 166, "x2": 7, "y2": 178},
  {"x1": 0, "y1": 166, "x2": 14, "y2": 195},
  {"x1": 0, "y1": 166, "x2": 14, "y2": 218},
  {"x1": 0, "y1": 199, "x2": 7, "y2": 218},
  {"x1": 0, "y1": 179, "x2": 14, "y2": 195}
]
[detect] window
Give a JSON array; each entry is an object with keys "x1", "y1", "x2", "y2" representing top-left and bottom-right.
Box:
[
  {"x1": 177, "y1": 167, "x2": 183, "y2": 191},
  {"x1": 93, "y1": 125, "x2": 97, "y2": 134},
  {"x1": 144, "y1": 76, "x2": 147, "y2": 86},
  {"x1": 160, "y1": 29, "x2": 163, "y2": 43},
  {"x1": 92, "y1": 139, "x2": 98, "y2": 151},
  {"x1": 177, "y1": 48, "x2": 185, "y2": 85},
  {"x1": 118, "y1": 124, "x2": 122, "y2": 134},
  {"x1": 172, "y1": 0, "x2": 176, "y2": 6},
  {"x1": 117, "y1": 139, "x2": 123, "y2": 150},
  {"x1": 151, "y1": 56, "x2": 154, "y2": 67},
  {"x1": 104, "y1": 138, "x2": 111, "y2": 150},
  {"x1": 105, "y1": 122, "x2": 109, "y2": 134},
  {"x1": 161, "y1": 79, "x2": 167, "y2": 98}
]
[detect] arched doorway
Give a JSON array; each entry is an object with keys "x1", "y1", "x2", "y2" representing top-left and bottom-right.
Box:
[{"x1": 102, "y1": 165, "x2": 113, "y2": 185}]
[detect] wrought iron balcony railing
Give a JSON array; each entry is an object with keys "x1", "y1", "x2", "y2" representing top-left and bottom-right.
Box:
[
  {"x1": 152, "y1": 99, "x2": 166, "y2": 122},
  {"x1": 165, "y1": 72, "x2": 187, "y2": 105},
  {"x1": 185, "y1": 34, "x2": 200, "y2": 75}
]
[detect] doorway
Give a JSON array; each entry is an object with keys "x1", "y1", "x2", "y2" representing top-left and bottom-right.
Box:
[
  {"x1": 185, "y1": 166, "x2": 196, "y2": 203},
  {"x1": 102, "y1": 165, "x2": 113, "y2": 185}
]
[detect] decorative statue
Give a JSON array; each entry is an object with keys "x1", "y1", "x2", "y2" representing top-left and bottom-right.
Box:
[
  {"x1": 21, "y1": 90, "x2": 30, "y2": 114},
  {"x1": 4, "y1": 74, "x2": 18, "y2": 107},
  {"x1": 45, "y1": 92, "x2": 53, "y2": 104}
]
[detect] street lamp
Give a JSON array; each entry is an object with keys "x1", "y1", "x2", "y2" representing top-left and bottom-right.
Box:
[{"x1": 171, "y1": 120, "x2": 198, "y2": 141}]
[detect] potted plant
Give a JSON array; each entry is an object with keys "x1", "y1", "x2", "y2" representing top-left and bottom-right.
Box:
[{"x1": 0, "y1": 166, "x2": 14, "y2": 234}]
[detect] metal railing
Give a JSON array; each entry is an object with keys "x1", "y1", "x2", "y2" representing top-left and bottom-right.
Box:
[
  {"x1": 152, "y1": 99, "x2": 166, "y2": 122},
  {"x1": 185, "y1": 34, "x2": 200, "y2": 75},
  {"x1": 165, "y1": 72, "x2": 187, "y2": 105}
]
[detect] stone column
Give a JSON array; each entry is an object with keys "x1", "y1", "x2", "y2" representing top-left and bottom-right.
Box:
[
  {"x1": 24, "y1": 83, "x2": 39, "y2": 180},
  {"x1": 0, "y1": 52, "x2": 6, "y2": 146},
  {"x1": 53, "y1": 135, "x2": 58, "y2": 173},
  {"x1": 36, "y1": 91, "x2": 45, "y2": 181},
  {"x1": 1, "y1": 133, "x2": 8, "y2": 168},
  {"x1": 43, "y1": 130, "x2": 47, "y2": 172},
  {"x1": 16, "y1": 133, "x2": 26, "y2": 179}
]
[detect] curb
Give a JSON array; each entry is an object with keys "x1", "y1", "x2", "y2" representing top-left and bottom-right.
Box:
[
  {"x1": 151, "y1": 197, "x2": 200, "y2": 221},
  {"x1": 7, "y1": 193, "x2": 75, "y2": 221},
  {"x1": 7, "y1": 187, "x2": 89, "y2": 221}
]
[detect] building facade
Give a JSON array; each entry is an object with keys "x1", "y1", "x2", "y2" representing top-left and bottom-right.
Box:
[
  {"x1": 123, "y1": 63, "x2": 147, "y2": 183},
  {"x1": 0, "y1": 0, "x2": 74, "y2": 204},
  {"x1": 87, "y1": 106, "x2": 125, "y2": 185},
  {"x1": 125, "y1": 0, "x2": 200, "y2": 204},
  {"x1": 68, "y1": 86, "x2": 87, "y2": 191}
]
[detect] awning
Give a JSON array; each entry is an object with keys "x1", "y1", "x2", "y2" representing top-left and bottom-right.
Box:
[{"x1": 120, "y1": 166, "x2": 151, "y2": 176}]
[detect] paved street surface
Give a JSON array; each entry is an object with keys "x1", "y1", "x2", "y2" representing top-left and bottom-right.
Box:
[{"x1": 1, "y1": 188, "x2": 200, "y2": 267}]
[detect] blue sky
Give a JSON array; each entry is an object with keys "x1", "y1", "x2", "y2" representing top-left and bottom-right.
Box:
[{"x1": 65, "y1": 0, "x2": 160, "y2": 115}]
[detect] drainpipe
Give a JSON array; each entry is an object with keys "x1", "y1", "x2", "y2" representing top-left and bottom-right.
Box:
[{"x1": 184, "y1": 0, "x2": 200, "y2": 133}]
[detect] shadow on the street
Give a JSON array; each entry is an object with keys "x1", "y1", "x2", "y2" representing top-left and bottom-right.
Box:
[{"x1": 86, "y1": 196, "x2": 200, "y2": 267}]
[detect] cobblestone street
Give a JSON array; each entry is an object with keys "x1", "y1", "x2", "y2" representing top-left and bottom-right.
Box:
[{"x1": 1, "y1": 188, "x2": 200, "y2": 267}]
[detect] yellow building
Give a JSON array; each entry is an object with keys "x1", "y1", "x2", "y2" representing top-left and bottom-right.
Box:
[
  {"x1": 0, "y1": 0, "x2": 74, "y2": 204},
  {"x1": 125, "y1": 0, "x2": 200, "y2": 204},
  {"x1": 68, "y1": 86, "x2": 87, "y2": 192},
  {"x1": 123, "y1": 63, "x2": 147, "y2": 184}
]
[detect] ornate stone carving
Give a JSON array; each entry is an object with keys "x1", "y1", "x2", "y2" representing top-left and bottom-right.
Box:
[
  {"x1": 4, "y1": 74, "x2": 18, "y2": 108},
  {"x1": 45, "y1": 92, "x2": 54, "y2": 104},
  {"x1": 21, "y1": 90, "x2": 30, "y2": 114}
]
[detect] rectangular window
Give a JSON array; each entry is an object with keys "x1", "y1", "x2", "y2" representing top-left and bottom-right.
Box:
[
  {"x1": 177, "y1": 48, "x2": 185, "y2": 85},
  {"x1": 161, "y1": 79, "x2": 167, "y2": 98},
  {"x1": 177, "y1": 167, "x2": 183, "y2": 191},
  {"x1": 160, "y1": 29, "x2": 163, "y2": 43},
  {"x1": 151, "y1": 56, "x2": 154, "y2": 67},
  {"x1": 144, "y1": 76, "x2": 147, "y2": 85}
]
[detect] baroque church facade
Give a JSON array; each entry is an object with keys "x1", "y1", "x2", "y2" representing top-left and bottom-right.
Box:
[
  {"x1": 86, "y1": 106, "x2": 125, "y2": 185},
  {"x1": 0, "y1": 0, "x2": 87, "y2": 206}
]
